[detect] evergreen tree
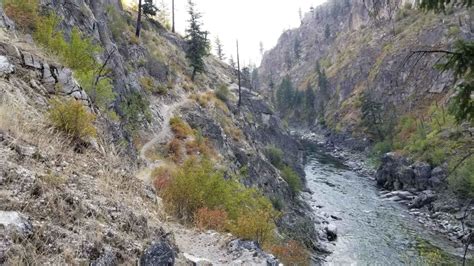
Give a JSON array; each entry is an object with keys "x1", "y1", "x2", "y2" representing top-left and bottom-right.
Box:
[
  {"x1": 229, "y1": 55, "x2": 236, "y2": 70},
  {"x1": 305, "y1": 84, "x2": 317, "y2": 123},
  {"x1": 251, "y1": 67, "x2": 259, "y2": 90},
  {"x1": 241, "y1": 66, "x2": 251, "y2": 89},
  {"x1": 215, "y1": 36, "x2": 225, "y2": 61},
  {"x1": 276, "y1": 77, "x2": 295, "y2": 112},
  {"x1": 136, "y1": 0, "x2": 158, "y2": 38},
  {"x1": 324, "y1": 24, "x2": 331, "y2": 39},
  {"x1": 294, "y1": 38, "x2": 301, "y2": 59},
  {"x1": 259, "y1": 41, "x2": 264, "y2": 56},
  {"x1": 185, "y1": 0, "x2": 210, "y2": 81}
]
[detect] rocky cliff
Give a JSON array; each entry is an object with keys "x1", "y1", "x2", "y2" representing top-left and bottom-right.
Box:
[
  {"x1": 0, "y1": 0, "x2": 328, "y2": 264},
  {"x1": 259, "y1": 0, "x2": 472, "y2": 148}
]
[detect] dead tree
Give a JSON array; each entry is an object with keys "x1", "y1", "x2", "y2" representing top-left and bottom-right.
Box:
[{"x1": 236, "y1": 39, "x2": 242, "y2": 107}]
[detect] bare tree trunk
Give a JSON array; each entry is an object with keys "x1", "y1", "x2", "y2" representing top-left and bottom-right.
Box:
[
  {"x1": 172, "y1": 0, "x2": 175, "y2": 33},
  {"x1": 135, "y1": 0, "x2": 143, "y2": 37},
  {"x1": 236, "y1": 40, "x2": 242, "y2": 107}
]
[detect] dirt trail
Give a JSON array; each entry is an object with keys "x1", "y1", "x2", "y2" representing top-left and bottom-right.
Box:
[
  {"x1": 134, "y1": 94, "x2": 271, "y2": 265},
  {"x1": 136, "y1": 98, "x2": 189, "y2": 183}
]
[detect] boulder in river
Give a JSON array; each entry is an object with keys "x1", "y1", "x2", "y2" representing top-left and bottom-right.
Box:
[
  {"x1": 408, "y1": 191, "x2": 437, "y2": 209},
  {"x1": 325, "y1": 224, "x2": 338, "y2": 241}
]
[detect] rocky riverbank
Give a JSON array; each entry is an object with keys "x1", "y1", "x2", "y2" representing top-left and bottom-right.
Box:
[{"x1": 293, "y1": 130, "x2": 473, "y2": 261}]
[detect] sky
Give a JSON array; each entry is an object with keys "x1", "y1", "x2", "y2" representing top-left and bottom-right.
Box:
[{"x1": 170, "y1": 0, "x2": 327, "y2": 66}]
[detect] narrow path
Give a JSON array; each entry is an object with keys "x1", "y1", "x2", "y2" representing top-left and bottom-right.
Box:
[{"x1": 136, "y1": 98, "x2": 190, "y2": 183}]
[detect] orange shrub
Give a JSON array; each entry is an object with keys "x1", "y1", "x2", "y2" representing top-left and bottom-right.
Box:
[
  {"x1": 194, "y1": 207, "x2": 228, "y2": 231},
  {"x1": 270, "y1": 240, "x2": 309, "y2": 266},
  {"x1": 168, "y1": 138, "x2": 183, "y2": 163},
  {"x1": 152, "y1": 166, "x2": 174, "y2": 191}
]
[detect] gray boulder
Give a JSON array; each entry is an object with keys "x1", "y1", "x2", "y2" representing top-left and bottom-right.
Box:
[
  {"x1": 412, "y1": 162, "x2": 432, "y2": 190},
  {"x1": 140, "y1": 240, "x2": 175, "y2": 266},
  {"x1": 0, "y1": 211, "x2": 33, "y2": 236},
  {"x1": 0, "y1": 55, "x2": 14, "y2": 75},
  {"x1": 325, "y1": 223, "x2": 338, "y2": 241},
  {"x1": 408, "y1": 191, "x2": 437, "y2": 209},
  {"x1": 429, "y1": 166, "x2": 446, "y2": 187}
]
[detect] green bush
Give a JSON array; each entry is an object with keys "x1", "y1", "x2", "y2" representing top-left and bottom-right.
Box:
[
  {"x1": 265, "y1": 145, "x2": 284, "y2": 168},
  {"x1": 281, "y1": 165, "x2": 302, "y2": 196},
  {"x1": 120, "y1": 91, "x2": 152, "y2": 134},
  {"x1": 48, "y1": 98, "x2": 96, "y2": 140},
  {"x1": 215, "y1": 84, "x2": 230, "y2": 102},
  {"x1": 449, "y1": 157, "x2": 474, "y2": 197},
  {"x1": 161, "y1": 158, "x2": 278, "y2": 245}
]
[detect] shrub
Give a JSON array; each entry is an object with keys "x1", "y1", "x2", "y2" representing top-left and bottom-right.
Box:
[
  {"x1": 270, "y1": 240, "x2": 309, "y2": 266},
  {"x1": 270, "y1": 197, "x2": 284, "y2": 211},
  {"x1": 121, "y1": 91, "x2": 151, "y2": 133},
  {"x1": 281, "y1": 166, "x2": 302, "y2": 196},
  {"x1": 64, "y1": 27, "x2": 101, "y2": 70},
  {"x1": 48, "y1": 98, "x2": 96, "y2": 140},
  {"x1": 140, "y1": 76, "x2": 155, "y2": 92},
  {"x1": 161, "y1": 158, "x2": 278, "y2": 245},
  {"x1": 372, "y1": 140, "x2": 393, "y2": 157},
  {"x1": 265, "y1": 146, "x2": 284, "y2": 168},
  {"x1": 170, "y1": 117, "x2": 193, "y2": 139},
  {"x1": 194, "y1": 207, "x2": 228, "y2": 231},
  {"x1": 34, "y1": 13, "x2": 115, "y2": 111},
  {"x1": 152, "y1": 166, "x2": 175, "y2": 191},
  {"x1": 75, "y1": 70, "x2": 115, "y2": 112},
  {"x1": 229, "y1": 208, "x2": 276, "y2": 246},
  {"x1": 185, "y1": 134, "x2": 215, "y2": 158},
  {"x1": 3, "y1": 0, "x2": 38, "y2": 30},
  {"x1": 215, "y1": 84, "x2": 230, "y2": 102},
  {"x1": 449, "y1": 156, "x2": 474, "y2": 197},
  {"x1": 34, "y1": 14, "x2": 67, "y2": 53},
  {"x1": 167, "y1": 138, "x2": 183, "y2": 163}
]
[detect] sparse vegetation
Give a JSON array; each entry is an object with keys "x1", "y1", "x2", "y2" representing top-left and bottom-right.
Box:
[
  {"x1": 281, "y1": 165, "x2": 302, "y2": 196},
  {"x1": 265, "y1": 145, "x2": 302, "y2": 195},
  {"x1": 215, "y1": 84, "x2": 230, "y2": 102}
]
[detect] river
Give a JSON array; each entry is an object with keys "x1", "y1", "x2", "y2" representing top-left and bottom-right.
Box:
[{"x1": 304, "y1": 144, "x2": 468, "y2": 265}]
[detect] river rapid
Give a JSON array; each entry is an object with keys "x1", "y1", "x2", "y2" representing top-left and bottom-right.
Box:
[{"x1": 304, "y1": 144, "x2": 468, "y2": 265}]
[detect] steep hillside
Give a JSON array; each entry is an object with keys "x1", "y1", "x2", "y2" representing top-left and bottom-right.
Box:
[
  {"x1": 0, "y1": 0, "x2": 332, "y2": 264},
  {"x1": 260, "y1": 0, "x2": 471, "y2": 147}
]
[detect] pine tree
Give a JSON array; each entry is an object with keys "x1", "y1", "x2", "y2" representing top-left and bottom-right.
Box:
[
  {"x1": 215, "y1": 36, "x2": 225, "y2": 61},
  {"x1": 185, "y1": 0, "x2": 210, "y2": 81},
  {"x1": 136, "y1": 0, "x2": 158, "y2": 38},
  {"x1": 324, "y1": 24, "x2": 330, "y2": 40},
  {"x1": 229, "y1": 55, "x2": 236, "y2": 69}
]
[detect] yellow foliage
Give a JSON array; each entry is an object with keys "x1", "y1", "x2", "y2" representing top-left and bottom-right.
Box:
[
  {"x1": 170, "y1": 117, "x2": 193, "y2": 139},
  {"x1": 48, "y1": 98, "x2": 96, "y2": 140}
]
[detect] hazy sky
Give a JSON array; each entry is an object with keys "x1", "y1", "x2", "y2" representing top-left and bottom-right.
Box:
[{"x1": 171, "y1": 0, "x2": 327, "y2": 66}]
